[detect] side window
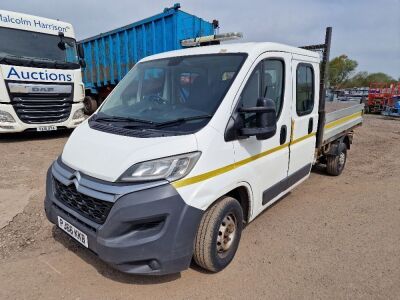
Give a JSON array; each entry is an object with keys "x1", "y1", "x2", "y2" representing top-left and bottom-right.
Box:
[
  {"x1": 238, "y1": 65, "x2": 261, "y2": 128},
  {"x1": 238, "y1": 59, "x2": 285, "y2": 128},
  {"x1": 262, "y1": 60, "x2": 284, "y2": 116},
  {"x1": 239, "y1": 65, "x2": 261, "y2": 108},
  {"x1": 296, "y1": 64, "x2": 315, "y2": 116}
]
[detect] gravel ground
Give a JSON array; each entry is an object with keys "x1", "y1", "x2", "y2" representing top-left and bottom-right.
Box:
[{"x1": 0, "y1": 114, "x2": 399, "y2": 299}]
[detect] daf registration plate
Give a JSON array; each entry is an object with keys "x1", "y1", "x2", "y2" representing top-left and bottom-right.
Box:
[{"x1": 37, "y1": 126, "x2": 57, "y2": 132}]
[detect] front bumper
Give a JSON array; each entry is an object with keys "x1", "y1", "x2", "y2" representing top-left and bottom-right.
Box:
[
  {"x1": 44, "y1": 159, "x2": 203, "y2": 275},
  {"x1": 0, "y1": 102, "x2": 85, "y2": 133}
]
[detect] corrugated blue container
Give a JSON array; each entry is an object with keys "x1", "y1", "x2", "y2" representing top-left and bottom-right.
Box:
[{"x1": 79, "y1": 3, "x2": 214, "y2": 95}]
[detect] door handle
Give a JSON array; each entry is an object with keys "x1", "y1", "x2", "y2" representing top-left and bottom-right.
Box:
[
  {"x1": 308, "y1": 118, "x2": 314, "y2": 134},
  {"x1": 280, "y1": 125, "x2": 287, "y2": 145}
]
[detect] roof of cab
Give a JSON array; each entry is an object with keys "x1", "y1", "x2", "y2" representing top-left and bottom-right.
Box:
[
  {"x1": 141, "y1": 42, "x2": 320, "y2": 62},
  {"x1": 0, "y1": 9, "x2": 75, "y2": 38}
]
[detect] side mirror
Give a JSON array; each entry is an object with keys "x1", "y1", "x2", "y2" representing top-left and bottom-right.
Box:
[
  {"x1": 79, "y1": 59, "x2": 86, "y2": 68},
  {"x1": 58, "y1": 41, "x2": 66, "y2": 50},
  {"x1": 77, "y1": 44, "x2": 85, "y2": 59},
  {"x1": 77, "y1": 44, "x2": 86, "y2": 68},
  {"x1": 58, "y1": 31, "x2": 66, "y2": 50},
  {"x1": 224, "y1": 98, "x2": 277, "y2": 142},
  {"x1": 238, "y1": 98, "x2": 277, "y2": 140}
]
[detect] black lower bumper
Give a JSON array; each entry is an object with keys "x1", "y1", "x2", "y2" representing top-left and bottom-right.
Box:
[{"x1": 44, "y1": 164, "x2": 203, "y2": 275}]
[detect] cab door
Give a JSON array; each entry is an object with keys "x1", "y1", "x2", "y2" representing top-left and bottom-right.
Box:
[
  {"x1": 232, "y1": 52, "x2": 292, "y2": 217},
  {"x1": 288, "y1": 59, "x2": 319, "y2": 177}
]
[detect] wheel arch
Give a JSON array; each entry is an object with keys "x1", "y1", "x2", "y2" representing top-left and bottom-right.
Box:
[
  {"x1": 225, "y1": 183, "x2": 253, "y2": 224},
  {"x1": 343, "y1": 134, "x2": 351, "y2": 150}
]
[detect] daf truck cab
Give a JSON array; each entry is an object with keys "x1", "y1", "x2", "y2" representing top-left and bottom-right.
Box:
[
  {"x1": 0, "y1": 10, "x2": 86, "y2": 133},
  {"x1": 45, "y1": 28, "x2": 364, "y2": 275}
]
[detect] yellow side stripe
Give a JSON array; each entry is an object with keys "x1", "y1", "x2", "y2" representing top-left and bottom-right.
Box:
[
  {"x1": 173, "y1": 132, "x2": 318, "y2": 189},
  {"x1": 324, "y1": 111, "x2": 362, "y2": 130},
  {"x1": 290, "y1": 132, "x2": 316, "y2": 145},
  {"x1": 174, "y1": 111, "x2": 362, "y2": 189},
  {"x1": 173, "y1": 142, "x2": 290, "y2": 189}
]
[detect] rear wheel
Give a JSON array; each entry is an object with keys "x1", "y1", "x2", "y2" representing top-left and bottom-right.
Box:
[
  {"x1": 83, "y1": 96, "x2": 98, "y2": 114},
  {"x1": 326, "y1": 143, "x2": 347, "y2": 176},
  {"x1": 193, "y1": 196, "x2": 243, "y2": 272}
]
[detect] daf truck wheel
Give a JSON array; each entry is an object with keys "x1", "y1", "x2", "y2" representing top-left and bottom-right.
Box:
[
  {"x1": 84, "y1": 96, "x2": 98, "y2": 114},
  {"x1": 193, "y1": 196, "x2": 243, "y2": 272},
  {"x1": 326, "y1": 143, "x2": 347, "y2": 176}
]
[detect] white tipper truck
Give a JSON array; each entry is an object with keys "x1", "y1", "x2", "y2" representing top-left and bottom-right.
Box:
[
  {"x1": 0, "y1": 10, "x2": 86, "y2": 133},
  {"x1": 45, "y1": 28, "x2": 364, "y2": 275}
]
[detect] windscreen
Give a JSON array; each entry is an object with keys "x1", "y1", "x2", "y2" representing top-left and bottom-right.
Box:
[
  {"x1": 98, "y1": 54, "x2": 246, "y2": 133},
  {"x1": 0, "y1": 27, "x2": 78, "y2": 64}
]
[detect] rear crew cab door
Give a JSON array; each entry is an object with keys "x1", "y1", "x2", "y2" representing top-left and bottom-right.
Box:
[
  {"x1": 289, "y1": 58, "x2": 319, "y2": 177},
  {"x1": 232, "y1": 52, "x2": 292, "y2": 217}
]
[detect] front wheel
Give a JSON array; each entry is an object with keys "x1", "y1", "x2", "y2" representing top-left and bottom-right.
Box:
[
  {"x1": 83, "y1": 96, "x2": 98, "y2": 114},
  {"x1": 193, "y1": 196, "x2": 243, "y2": 272}
]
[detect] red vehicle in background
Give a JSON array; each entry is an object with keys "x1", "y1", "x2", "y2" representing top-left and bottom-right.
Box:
[
  {"x1": 381, "y1": 82, "x2": 400, "y2": 117},
  {"x1": 365, "y1": 82, "x2": 398, "y2": 113}
]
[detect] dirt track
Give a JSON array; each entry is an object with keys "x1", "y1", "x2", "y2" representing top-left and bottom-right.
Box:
[{"x1": 0, "y1": 114, "x2": 399, "y2": 299}]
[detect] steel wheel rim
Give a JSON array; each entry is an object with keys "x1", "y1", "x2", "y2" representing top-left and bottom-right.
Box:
[
  {"x1": 339, "y1": 152, "x2": 346, "y2": 167},
  {"x1": 216, "y1": 213, "x2": 237, "y2": 257}
]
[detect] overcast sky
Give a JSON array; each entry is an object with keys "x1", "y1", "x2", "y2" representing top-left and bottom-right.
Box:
[{"x1": 2, "y1": 0, "x2": 399, "y2": 78}]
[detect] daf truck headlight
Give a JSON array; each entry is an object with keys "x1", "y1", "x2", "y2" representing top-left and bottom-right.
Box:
[
  {"x1": 119, "y1": 152, "x2": 201, "y2": 182},
  {"x1": 0, "y1": 111, "x2": 16, "y2": 123}
]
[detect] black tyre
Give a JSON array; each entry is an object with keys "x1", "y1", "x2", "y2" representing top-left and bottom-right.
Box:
[
  {"x1": 83, "y1": 96, "x2": 98, "y2": 114},
  {"x1": 326, "y1": 143, "x2": 347, "y2": 176},
  {"x1": 193, "y1": 196, "x2": 243, "y2": 272}
]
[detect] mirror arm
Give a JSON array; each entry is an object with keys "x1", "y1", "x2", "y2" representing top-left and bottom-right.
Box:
[
  {"x1": 240, "y1": 127, "x2": 274, "y2": 136},
  {"x1": 238, "y1": 107, "x2": 275, "y2": 113}
]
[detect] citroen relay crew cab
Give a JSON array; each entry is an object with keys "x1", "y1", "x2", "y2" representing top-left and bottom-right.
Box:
[{"x1": 45, "y1": 28, "x2": 364, "y2": 275}]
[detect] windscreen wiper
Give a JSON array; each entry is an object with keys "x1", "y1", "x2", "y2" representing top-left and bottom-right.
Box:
[
  {"x1": 0, "y1": 53, "x2": 28, "y2": 64},
  {"x1": 0, "y1": 52, "x2": 78, "y2": 69},
  {"x1": 155, "y1": 115, "x2": 212, "y2": 128},
  {"x1": 94, "y1": 114, "x2": 156, "y2": 125}
]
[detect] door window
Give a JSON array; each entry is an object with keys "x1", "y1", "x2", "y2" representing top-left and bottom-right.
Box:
[
  {"x1": 262, "y1": 60, "x2": 285, "y2": 116},
  {"x1": 296, "y1": 64, "x2": 315, "y2": 116},
  {"x1": 238, "y1": 59, "x2": 285, "y2": 128}
]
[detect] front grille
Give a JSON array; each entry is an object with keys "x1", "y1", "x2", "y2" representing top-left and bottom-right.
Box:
[
  {"x1": 53, "y1": 202, "x2": 97, "y2": 232},
  {"x1": 11, "y1": 95, "x2": 72, "y2": 124},
  {"x1": 54, "y1": 179, "x2": 113, "y2": 225}
]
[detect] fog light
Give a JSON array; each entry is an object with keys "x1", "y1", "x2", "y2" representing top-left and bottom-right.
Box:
[
  {"x1": 73, "y1": 108, "x2": 84, "y2": 120},
  {"x1": 0, "y1": 111, "x2": 16, "y2": 123}
]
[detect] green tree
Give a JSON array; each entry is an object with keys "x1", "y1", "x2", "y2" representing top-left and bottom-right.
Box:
[
  {"x1": 329, "y1": 55, "x2": 358, "y2": 88},
  {"x1": 343, "y1": 72, "x2": 396, "y2": 88},
  {"x1": 365, "y1": 72, "x2": 395, "y2": 84},
  {"x1": 344, "y1": 71, "x2": 368, "y2": 87}
]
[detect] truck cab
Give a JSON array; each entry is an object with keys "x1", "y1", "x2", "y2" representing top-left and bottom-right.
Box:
[
  {"x1": 0, "y1": 10, "x2": 86, "y2": 133},
  {"x1": 45, "y1": 29, "x2": 364, "y2": 275}
]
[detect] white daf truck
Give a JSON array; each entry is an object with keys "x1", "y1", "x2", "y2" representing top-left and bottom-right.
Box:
[
  {"x1": 0, "y1": 10, "x2": 86, "y2": 133},
  {"x1": 45, "y1": 28, "x2": 364, "y2": 275}
]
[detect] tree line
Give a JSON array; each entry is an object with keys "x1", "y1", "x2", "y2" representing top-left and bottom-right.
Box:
[{"x1": 328, "y1": 55, "x2": 398, "y2": 89}]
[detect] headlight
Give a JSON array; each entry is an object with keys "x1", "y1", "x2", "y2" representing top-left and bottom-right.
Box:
[
  {"x1": 119, "y1": 152, "x2": 201, "y2": 182},
  {"x1": 72, "y1": 108, "x2": 85, "y2": 120},
  {"x1": 0, "y1": 110, "x2": 16, "y2": 123}
]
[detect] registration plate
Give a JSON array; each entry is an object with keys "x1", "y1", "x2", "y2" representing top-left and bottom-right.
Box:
[
  {"x1": 37, "y1": 125, "x2": 57, "y2": 132},
  {"x1": 57, "y1": 216, "x2": 88, "y2": 248}
]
